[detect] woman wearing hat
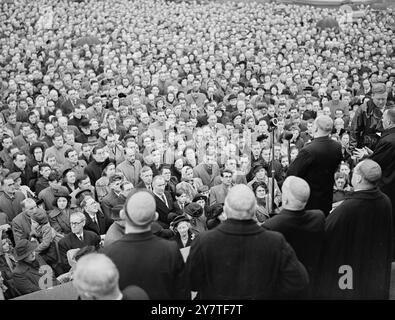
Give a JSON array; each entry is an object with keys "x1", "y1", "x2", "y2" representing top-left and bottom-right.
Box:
[
  {"x1": 170, "y1": 215, "x2": 195, "y2": 249},
  {"x1": 187, "y1": 196, "x2": 208, "y2": 235},
  {"x1": 247, "y1": 165, "x2": 282, "y2": 213},
  {"x1": 206, "y1": 203, "x2": 227, "y2": 230},
  {"x1": 252, "y1": 181, "x2": 271, "y2": 223},
  {"x1": 62, "y1": 168, "x2": 77, "y2": 193},
  {"x1": 94, "y1": 159, "x2": 117, "y2": 202},
  {"x1": 49, "y1": 193, "x2": 74, "y2": 235}
]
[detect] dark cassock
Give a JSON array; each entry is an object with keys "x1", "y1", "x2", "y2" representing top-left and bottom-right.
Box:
[
  {"x1": 263, "y1": 208, "x2": 325, "y2": 298},
  {"x1": 287, "y1": 136, "x2": 342, "y2": 216},
  {"x1": 316, "y1": 187, "x2": 393, "y2": 299},
  {"x1": 369, "y1": 126, "x2": 395, "y2": 258}
]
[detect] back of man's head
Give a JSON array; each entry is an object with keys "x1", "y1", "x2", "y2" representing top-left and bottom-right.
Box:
[
  {"x1": 224, "y1": 184, "x2": 256, "y2": 220},
  {"x1": 353, "y1": 159, "x2": 382, "y2": 187},
  {"x1": 73, "y1": 253, "x2": 120, "y2": 300},
  {"x1": 282, "y1": 176, "x2": 310, "y2": 211},
  {"x1": 121, "y1": 190, "x2": 158, "y2": 231},
  {"x1": 314, "y1": 115, "x2": 333, "y2": 136}
]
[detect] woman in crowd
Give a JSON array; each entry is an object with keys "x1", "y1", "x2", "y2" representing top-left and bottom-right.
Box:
[
  {"x1": 170, "y1": 215, "x2": 195, "y2": 249},
  {"x1": 49, "y1": 194, "x2": 74, "y2": 235},
  {"x1": 95, "y1": 160, "x2": 117, "y2": 202},
  {"x1": 206, "y1": 203, "x2": 227, "y2": 230},
  {"x1": 332, "y1": 171, "x2": 353, "y2": 204},
  {"x1": 62, "y1": 169, "x2": 77, "y2": 193},
  {"x1": 252, "y1": 181, "x2": 271, "y2": 224}
]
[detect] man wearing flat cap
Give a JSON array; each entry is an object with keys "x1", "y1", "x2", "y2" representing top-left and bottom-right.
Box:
[
  {"x1": 350, "y1": 82, "x2": 388, "y2": 150},
  {"x1": 318, "y1": 159, "x2": 393, "y2": 299}
]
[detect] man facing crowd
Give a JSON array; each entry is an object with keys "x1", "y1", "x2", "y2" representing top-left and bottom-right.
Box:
[{"x1": 287, "y1": 115, "x2": 342, "y2": 216}]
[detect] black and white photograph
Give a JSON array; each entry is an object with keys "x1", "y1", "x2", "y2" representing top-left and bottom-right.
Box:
[{"x1": 0, "y1": 0, "x2": 395, "y2": 309}]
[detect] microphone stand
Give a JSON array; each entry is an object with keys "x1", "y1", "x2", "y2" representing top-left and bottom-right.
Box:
[{"x1": 268, "y1": 119, "x2": 278, "y2": 217}]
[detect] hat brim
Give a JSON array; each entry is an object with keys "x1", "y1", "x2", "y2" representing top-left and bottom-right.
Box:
[
  {"x1": 15, "y1": 241, "x2": 38, "y2": 261},
  {"x1": 75, "y1": 188, "x2": 94, "y2": 199}
]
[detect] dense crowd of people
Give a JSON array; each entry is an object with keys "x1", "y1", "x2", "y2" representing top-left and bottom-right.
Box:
[{"x1": 0, "y1": 0, "x2": 395, "y2": 300}]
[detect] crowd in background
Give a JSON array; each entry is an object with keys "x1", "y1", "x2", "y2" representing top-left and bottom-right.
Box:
[{"x1": 0, "y1": 0, "x2": 395, "y2": 300}]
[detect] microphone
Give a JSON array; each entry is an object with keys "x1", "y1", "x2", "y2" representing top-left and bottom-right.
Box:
[{"x1": 269, "y1": 118, "x2": 279, "y2": 127}]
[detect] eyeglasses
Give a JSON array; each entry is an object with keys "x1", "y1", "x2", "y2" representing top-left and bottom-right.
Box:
[{"x1": 70, "y1": 220, "x2": 84, "y2": 226}]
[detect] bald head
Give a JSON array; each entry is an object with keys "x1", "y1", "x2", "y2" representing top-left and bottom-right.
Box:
[
  {"x1": 122, "y1": 190, "x2": 157, "y2": 228},
  {"x1": 314, "y1": 115, "x2": 333, "y2": 136},
  {"x1": 224, "y1": 184, "x2": 256, "y2": 220},
  {"x1": 73, "y1": 253, "x2": 120, "y2": 299},
  {"x1": 353, "y1": 159, "x2": 382, "y2": 187},
  {"x1": 282, "y1": 176, "x2": 310, "y2": 211}
]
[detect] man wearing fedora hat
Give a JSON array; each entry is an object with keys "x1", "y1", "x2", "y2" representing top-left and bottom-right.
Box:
[
  {"x1": 103, "y1": 205, "x2": 126, "y2": 248},
  {"x1": 102, "y1": 190, "x2": 189, "y2": 300},
  {"x1": 12, "y1": 239, "x2": 59, "y2": 295}
]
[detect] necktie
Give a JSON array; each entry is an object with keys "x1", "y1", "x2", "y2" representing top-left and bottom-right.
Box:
[
  {"x1": 161, "y1": 194, "x2": 168, "y2": 208},
  {"x1": 92, "y1": 215, "x2": 98, "y2": 225},
  {"x1": 78, "y1": 235, "x2": 83, "y2": 242}
]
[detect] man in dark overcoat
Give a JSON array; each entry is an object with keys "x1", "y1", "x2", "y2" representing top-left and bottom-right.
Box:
[
  {"x1": 287, "y1": 115, "x2": 342, "y2": 216},
  {"x1": 186, "y1": 184, "x2": 309, "y2": 299},
  {"x1": 264, "y1": 176, "x2": 325, "y2": 298},
  {"x1": 317, "y1": 160, "x2": 393, "y2": 299},
  {"x1": 355, "y1": 107, "x2": 395, "y2": 258},
  {"x1": 101, "y1": 190, "x2": 189, "y2": 300}
]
